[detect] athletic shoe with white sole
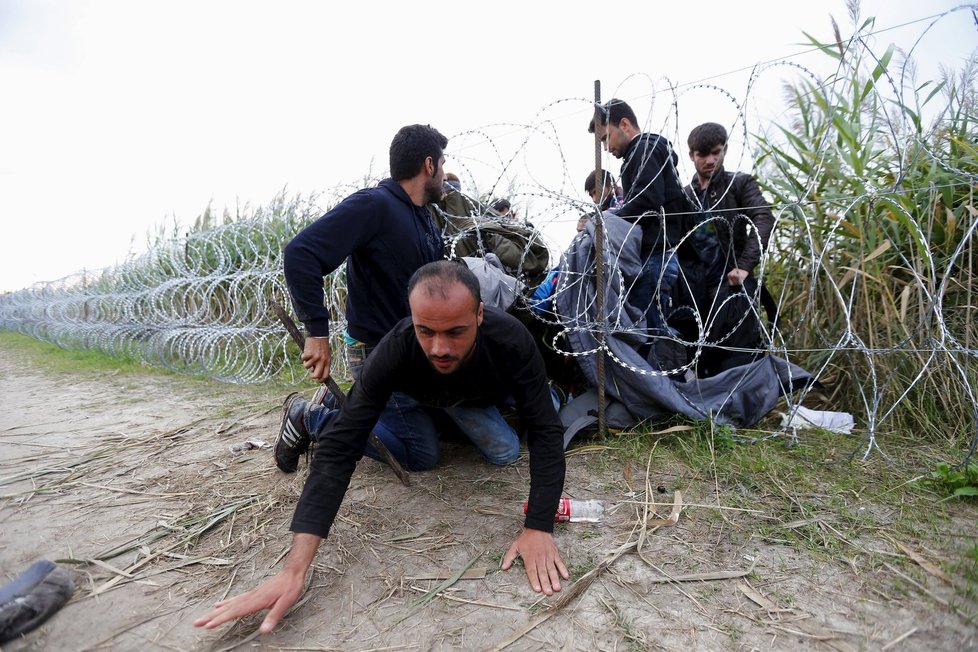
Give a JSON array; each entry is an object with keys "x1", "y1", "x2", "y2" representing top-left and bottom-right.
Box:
[{"x1": 275, "y1": 392, "x2": 310, "y2": 473}]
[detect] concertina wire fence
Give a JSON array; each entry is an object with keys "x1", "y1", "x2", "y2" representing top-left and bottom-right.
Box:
[{"x1": 1, "y1": 11, "x2": 976, "y2": 461}]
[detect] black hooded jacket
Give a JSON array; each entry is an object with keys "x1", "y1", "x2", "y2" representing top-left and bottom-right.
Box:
[{"x1": 617, "y1": 132, "x2": 691, "y2": 255}]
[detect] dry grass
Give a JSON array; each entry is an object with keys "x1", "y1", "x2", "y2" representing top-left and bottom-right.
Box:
[{"x1": 2, "y1": 341, "x2": 977, "y2": 650}]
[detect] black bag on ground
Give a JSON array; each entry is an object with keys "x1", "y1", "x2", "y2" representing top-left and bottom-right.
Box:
[{"x1": 698, "y1": 277, "x2": 764, "y2": 378}]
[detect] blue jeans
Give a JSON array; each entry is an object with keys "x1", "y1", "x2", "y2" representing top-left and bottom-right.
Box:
[
  {"x1": 303, "y1": 341, "x2": 521, "y2": 471},
  {"x1": 629, "y1": 250, "x2": 680, "y2": 333}
]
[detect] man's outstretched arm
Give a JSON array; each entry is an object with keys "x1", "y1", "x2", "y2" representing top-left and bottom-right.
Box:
[
  {"x1": 501, "y1": 527, "x2": 568, "y2": 595},
  {"x1": 193, "y1": 533, "x2": 321, "y2": 634}
]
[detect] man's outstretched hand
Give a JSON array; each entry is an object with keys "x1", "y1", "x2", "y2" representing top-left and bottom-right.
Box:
[
  {"x1": 501, "y1": 528, "x2": 568, "y2": 595},
  {"x1": 194, "y1": 533, "x2": 320, "y2": 634},
  {"x1": 193, "y1": 570, "x2": 305, "y2": 633}
]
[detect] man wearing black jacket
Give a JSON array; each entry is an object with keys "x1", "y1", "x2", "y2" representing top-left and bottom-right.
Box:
[
  {"x1": 686, "y1": 122, "x2": 775, "y2": 375},
  {"x1": 686, "y1": 123, "x2": 774, "y2": 288},
  {"x1": 588, "y1": 99, "x2": 690, "y2": 334},
  {"x1": 284, "y1": 124, "x2": 447, "y2": 381},
  {"x1": 195, "y1": 262, "x2": 568, "y2": 634},
  {"x1": 276, "y1": 125, "x2": 447, "y2": 471}
]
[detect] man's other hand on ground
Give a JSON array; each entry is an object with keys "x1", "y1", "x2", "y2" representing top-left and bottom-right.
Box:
[
  {"x1": 501, "y1": 527, "x2": 568, "y2": 596},
  {"x1": 193, "y1": 533, "x2": 320, "y2": 634}
]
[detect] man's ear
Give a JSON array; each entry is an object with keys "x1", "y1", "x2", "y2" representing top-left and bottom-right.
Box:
[
  {"x1": 688, "y1": 150, "x2": 695, "y2": 162},
  {"x1": 476, "y1": 302, "x2": 484, "y2": 326}
]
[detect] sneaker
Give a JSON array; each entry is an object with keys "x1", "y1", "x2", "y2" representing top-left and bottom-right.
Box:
[
  {"x1": 0, "y1": 560, "x2": 74, "y2": 644},
  {"x1": 275, "y1": 392, "x2": 310, "y2": 473}
]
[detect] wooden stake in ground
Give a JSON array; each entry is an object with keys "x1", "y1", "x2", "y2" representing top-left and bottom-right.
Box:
[{"x1": 592, "y1": 79, "x2": 607, "y2": 441}]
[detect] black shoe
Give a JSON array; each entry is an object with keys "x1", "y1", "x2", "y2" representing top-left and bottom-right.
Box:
[
  {"x1": 275, "y1": 393, "x2": 310, "y2": 473},
  {"x1": 0, "y1": 560, "x2": 74, "y2": 645}
]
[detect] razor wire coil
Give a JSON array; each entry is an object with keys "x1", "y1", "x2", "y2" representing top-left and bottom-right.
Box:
[{"x1": 1, "y1": 10, "x2": 977, "y2": 463}]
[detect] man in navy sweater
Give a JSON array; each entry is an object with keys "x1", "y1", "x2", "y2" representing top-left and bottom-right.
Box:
[
  {"x1": 277, "y1": 124, "x2": 448, "y2": 472},
  {"x1": 196, "y1": 262, "x2": 568, "y2": 634}
]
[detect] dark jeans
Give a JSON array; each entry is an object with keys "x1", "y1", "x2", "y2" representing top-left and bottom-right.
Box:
[{"x1": 303, "y1": 341, "x2": 521, "y2": 471}]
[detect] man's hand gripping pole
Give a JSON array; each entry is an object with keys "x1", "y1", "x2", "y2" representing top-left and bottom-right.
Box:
[{"x1": 271, "y1": 300, "x2": 411, "y2": 486}]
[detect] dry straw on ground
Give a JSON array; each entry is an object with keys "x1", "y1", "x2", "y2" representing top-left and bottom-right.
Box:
[{"x1": 1, "y1": 343, "x2": 976, "y2": 650}]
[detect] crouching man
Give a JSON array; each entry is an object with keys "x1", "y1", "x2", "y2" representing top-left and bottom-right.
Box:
[{"x1": 194, "y1": 261, "x2": 568, "y2": 634}]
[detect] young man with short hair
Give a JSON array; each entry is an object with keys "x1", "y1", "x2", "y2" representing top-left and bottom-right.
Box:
[
  {"x1": 588, "y1": 99, "x2": 690, "y2": 334},
  {"x1": 490, "y1": 198, "x2": 517, "y2": 222},
  {"x1": 583, "y1": 169, "x2": 623, "y2": 214},
  {"x1": 686, "y1": 122, "x2": 776, "y2": 374},
  {"x1": 284, "y1": 124, "x2": 448, "y2": 383},
  {"x1": 686, "y1": 122, "x2": 774, "y2": 288},
  {"x1": 277, "y1": 124, "x2": 448, "y2": 470}
]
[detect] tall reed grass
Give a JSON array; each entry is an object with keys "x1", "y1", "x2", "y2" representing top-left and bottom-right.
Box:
[
  {"x1": 755, "y1": 14, "x2": 977, "y2": 445},
  {"x1": 1, "y1": 13, "x2": 975, "y2": 451}
]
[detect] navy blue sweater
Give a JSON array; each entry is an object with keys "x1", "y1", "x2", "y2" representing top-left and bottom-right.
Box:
[{"x1": 283, "y1": 179, "x2": 444, "y2": 345}]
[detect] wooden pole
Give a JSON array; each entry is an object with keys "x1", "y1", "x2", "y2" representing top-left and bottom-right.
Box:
[{"x1": 592, "y1": 81, "x2": 607, "y2": 440}]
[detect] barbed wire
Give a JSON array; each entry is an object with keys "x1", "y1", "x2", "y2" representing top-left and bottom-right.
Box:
[
  {"x1": 0, "y1": 10, "x2": 976, "y2": 463},
  {"x1": 0, "y1": 194, "x2": 349, "y2": 384}
]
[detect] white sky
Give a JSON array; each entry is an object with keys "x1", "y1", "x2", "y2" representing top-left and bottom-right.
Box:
[{"x1": 1, "y1": 0, "x2": 974, "y2": 292}]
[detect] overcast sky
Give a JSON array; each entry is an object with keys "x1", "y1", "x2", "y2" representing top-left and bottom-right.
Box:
[{"x1": 0, "y1": 0, "x2": 973, "y2": 292}]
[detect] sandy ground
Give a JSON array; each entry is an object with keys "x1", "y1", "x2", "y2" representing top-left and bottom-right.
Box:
[{"x1": 1, "y1": 341, "x2": 976, "y2": 651}]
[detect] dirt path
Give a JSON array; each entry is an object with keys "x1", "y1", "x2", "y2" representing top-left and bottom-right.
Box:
[{"x1": 1, "y1": 341, "x2": 975, "y2": 651}]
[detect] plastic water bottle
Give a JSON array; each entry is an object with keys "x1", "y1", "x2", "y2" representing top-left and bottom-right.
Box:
[{"x1": 523, "y1": 498, "x2": 605, "y2": 523}]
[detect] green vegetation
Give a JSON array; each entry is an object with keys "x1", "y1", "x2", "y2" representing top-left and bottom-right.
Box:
[
  {"x1": 576, "y1": 416, "x2": 977, "y2": 620},
  {"x1": 927, "y1": 462, "x2": 978, "y2": 500},
  {"x1": 754, "y1": 13, "x2": 978, "y2": 440},
  {"x1": 0, "y1": 331, "x2": 151, "y2": 375}
]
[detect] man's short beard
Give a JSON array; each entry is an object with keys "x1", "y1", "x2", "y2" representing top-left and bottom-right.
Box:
[
  {"x1": 423, "y1": 179, "x2": 443, "y2": 204},
  {"x1": 426, "y1": 336, "x2": 477, "y2": 373}
]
